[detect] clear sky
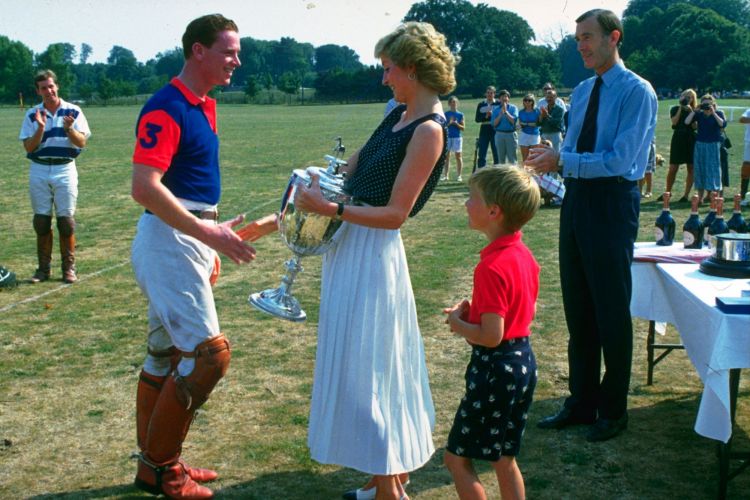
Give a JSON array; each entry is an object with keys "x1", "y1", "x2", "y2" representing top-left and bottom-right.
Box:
[{"x1": 0, "y1": 0, "x2": 628, "y2": 66}]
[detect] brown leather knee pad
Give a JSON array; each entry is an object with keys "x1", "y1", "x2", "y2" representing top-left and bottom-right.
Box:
[
  {"x1": 33, "y1": 214, "x2": 52, "y2": 236},
  {"x1": 56, "y1": 216, "x2": 76, "y2": 237},
  {"x1": 175, "y1": 334, "x2": 231, "y2": 410}
]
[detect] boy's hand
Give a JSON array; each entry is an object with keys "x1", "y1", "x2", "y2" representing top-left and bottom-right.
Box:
[{"x1": 443, "y1": 299, "x2": 470, "y2": 330}]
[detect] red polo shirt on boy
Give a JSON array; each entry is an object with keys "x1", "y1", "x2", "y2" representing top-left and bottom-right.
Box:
[{"x1": 468, "y1": 231, "x2": 540, "y2": 340}]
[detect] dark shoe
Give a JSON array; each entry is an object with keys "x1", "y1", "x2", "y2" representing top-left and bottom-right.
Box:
[
  {"x1": 656, "y1": 193, "x2": 664, "y2": 202},
  {"x1": 342, "y1": 487, "x2": 376, "y2": 500},
  {"x1": 537, "y1": 407, "x2": 595, "y2": 430},
  {"x1": 586, "y1": 414, "x2": 628, "y2": 442},
  {"x1": 30, "y1": 268, "x2": 50, "y2": 283},
  {"x1": 677, "y1": 196, "x2": 689, "y2": 203}
]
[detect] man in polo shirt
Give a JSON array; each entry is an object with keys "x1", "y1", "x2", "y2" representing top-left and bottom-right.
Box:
[
  {"x1": 491, "y1": 89, "x2": 519, "y2": 165},
  {"x1": 130, "y1": 14, "x2": 267, "y2": 499},
  {"x1": 526, "y1": 9, "x2": 657, "y2": 443},
  {"x1": 20, "y1": 69, "x2": 90, "y2": 284}
]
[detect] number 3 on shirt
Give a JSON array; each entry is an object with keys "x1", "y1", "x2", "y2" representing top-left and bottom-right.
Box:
[{"x1": 139, "y1": 122, "x2": 163, "y2": 149}]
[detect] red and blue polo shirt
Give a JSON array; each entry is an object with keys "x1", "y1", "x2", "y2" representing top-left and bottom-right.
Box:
[
  {"x1": 468, "y1": 231, "x2": 540, "y2": 340},
  {"x1": 133, "y1": 78, "x2": 220, "y2": 205}
]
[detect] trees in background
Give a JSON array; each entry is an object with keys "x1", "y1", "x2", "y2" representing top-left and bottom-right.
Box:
[
  {"x1": 0, "y1": 0, "x2": 749, "y2": 104},
  {"x1": 0, "y1": 35, "x2": 34, "y2": 103},
  {"x1": 404, "y1": 0, "x2": 560, "y2": 95},
  {"x1": 622, "y1": 0, "x2": 750, "y2": 92}
]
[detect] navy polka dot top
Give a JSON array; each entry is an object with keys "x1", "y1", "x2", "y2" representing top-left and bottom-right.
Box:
[{"x1": 345, "y1": 104, "x2": 447, "y2": 217}]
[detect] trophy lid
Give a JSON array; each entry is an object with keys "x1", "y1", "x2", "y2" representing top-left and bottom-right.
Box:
[{"x1": 294, "y1": 166, "x2": 347, "y2": 196}]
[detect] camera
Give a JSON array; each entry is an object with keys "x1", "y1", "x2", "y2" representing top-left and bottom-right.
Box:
[
  {"x1": 700, "y1": 102, "x2": 712, "y2": 111},
  {"x1": 679, "y1": 97, "x2": 689, "y2": 106}
]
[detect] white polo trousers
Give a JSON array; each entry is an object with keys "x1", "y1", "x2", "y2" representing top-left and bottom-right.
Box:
[{"x1": 131, "y1": 213, "x2": 220, "y2": 376}]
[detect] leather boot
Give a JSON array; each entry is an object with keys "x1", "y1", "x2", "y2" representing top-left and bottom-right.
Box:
[
  {"x1": 59, "y1": 234, "x2": 77, "y2": 283},
  {"x1": 135, "y1": 456, "x2": 213, "y2": 499},
  {"x1": 137, "y1": 370, "x2": 217, "y2": 483},
  {"x1": 31, "y1": 231, "x2": 53, "y2": 283}
]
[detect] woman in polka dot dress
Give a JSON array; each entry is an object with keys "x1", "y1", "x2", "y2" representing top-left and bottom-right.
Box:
[{"x1": 294, "y1": 22, "x2": 456, "y2": 500}]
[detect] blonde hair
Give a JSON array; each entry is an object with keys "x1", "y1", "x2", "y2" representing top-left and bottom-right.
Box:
[
  {"x1": 374, "y1": 22, "x2": 458, "y2": 95},
  {"x1": 700, "y1": 93, "x2": 715, "y2": 104},
  {"x1": 523, "y1": 93, "x2": 536, "y2": 107},
  {"x1": 469, "y1": 167, "x2": 540, "y2": 232},
  {"x1": 681, "y1": 88, "x2": 697, "y2": 108}
]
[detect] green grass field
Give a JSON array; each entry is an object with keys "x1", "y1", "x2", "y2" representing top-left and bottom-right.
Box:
[{"x1": 1, "y1": 99, "x2": 749, "y2": 499}]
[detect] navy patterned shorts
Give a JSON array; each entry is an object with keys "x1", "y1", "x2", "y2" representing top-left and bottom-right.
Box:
[{"x1": 446, "y1": 336, "x2": 537, "y2": 461}]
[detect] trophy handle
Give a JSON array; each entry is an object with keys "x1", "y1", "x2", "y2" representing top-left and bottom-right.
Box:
[{"x1": 248, "y1": 254, "x2": 307, "y2": 322}]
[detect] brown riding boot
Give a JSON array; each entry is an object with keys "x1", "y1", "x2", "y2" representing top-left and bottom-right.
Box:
[
  {"x1": 135, "y1": 456, "x2": 213, "y2": 499},
  {"x1": 31, "y1": 232, "x2": 53, "y2": 283},
  {"x1": 59, "y1": 234, "x2": 77, "y2": 283},
  {"x1": 136, "y1": 368, "x2": 217, "y2": 483},
  {"x1": 135, "y1": 375, "x2": 207, "y2": 497}
]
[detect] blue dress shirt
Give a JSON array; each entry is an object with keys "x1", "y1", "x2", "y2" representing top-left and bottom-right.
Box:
[
  {"x1": 491, "y1": 103, "x2": 518, "y2": 132},
  {"x1": 560, "y1": 61, "x2": 657, "y2": 181}
]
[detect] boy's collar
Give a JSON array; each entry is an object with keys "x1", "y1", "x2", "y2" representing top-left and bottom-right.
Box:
[{"x1": 480, "y1": 231, "x2": 522, "y2": 257}]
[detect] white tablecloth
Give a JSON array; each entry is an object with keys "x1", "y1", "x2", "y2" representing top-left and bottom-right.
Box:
[{"x1": 631, "y1": 253, "x2": 750, "y2": 443}]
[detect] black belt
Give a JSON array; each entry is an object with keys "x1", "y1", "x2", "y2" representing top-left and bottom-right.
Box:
[
  {"x1": 565, "y1": 176, "x2": 635, "y2": 186},
  {"x1": 35, "y1": 158, "x2": 73, "y2": 165},
  {"x1": 144, "y1": 209, "x2": 219, "y2": 221},
  {"x1": 188, "y1": 209, "x2": 219, "y2": 221}
]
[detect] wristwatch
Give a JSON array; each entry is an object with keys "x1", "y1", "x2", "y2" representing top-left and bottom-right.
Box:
[
  {"x1": 334, "y1": 202, "x2": 345, "y2": 220},
  {"x1": 557, "y1": 153, "x2": 564, "y2": 173}
]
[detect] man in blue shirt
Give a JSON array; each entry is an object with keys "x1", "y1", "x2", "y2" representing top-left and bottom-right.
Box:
[
  {"x1": 491, "y1": 89, "x2": 519, "y2": 165},
  {"x1": 526, "y1": 9, "x2": 657, "y2": 442}
]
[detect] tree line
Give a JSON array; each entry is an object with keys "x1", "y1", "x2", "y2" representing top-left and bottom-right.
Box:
[{"x1": 0, "y1": 0, "x2": 748, "y2": 105}]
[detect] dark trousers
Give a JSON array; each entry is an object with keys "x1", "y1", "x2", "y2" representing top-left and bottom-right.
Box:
[
  {"x1": 477, "y1": 124, "x2": 498, "y2": 168},
  {"x1": 559, "y1": 177, "x2": 640, "y2": 420}
]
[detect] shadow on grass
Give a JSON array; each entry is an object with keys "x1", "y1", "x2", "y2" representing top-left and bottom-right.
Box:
[
  {"x1": 24, "y1": 392, "x2": 750, "y2": 499},
  {"x1": 27, "y1": 483, "x2": 142, "y2": 500},
  {"x1": 526, "y1": 393, "x2": 750, "y2": 499}
]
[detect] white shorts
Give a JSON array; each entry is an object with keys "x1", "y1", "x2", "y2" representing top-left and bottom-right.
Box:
[
  {"x1": 447, "y1": 137, "x2": 463, "y2": 153},
  {"x1": 29, "y1": 161, "x2": 78, "y2": 216},
  {"x1": 518, "y1": 132, "x2": 541, "y2": 147},
  {"x1": 744, "y1": 141, "x2": 750, "y2": 162},
  {"x1": 131, "y1": 213, "x2": 220, "y2": 353}
]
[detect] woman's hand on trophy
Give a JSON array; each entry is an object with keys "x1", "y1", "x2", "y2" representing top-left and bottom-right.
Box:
[
  {"x1": 235, "y1": 212, "x2": 279, "y2": 242},
  {"x1": 296, "y1": 173, "x2": 334, "y2": 216}
]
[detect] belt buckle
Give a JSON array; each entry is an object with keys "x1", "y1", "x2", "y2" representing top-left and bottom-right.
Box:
[{"x1": 202, "y1": 209, "x2": 218, "y2": 221}]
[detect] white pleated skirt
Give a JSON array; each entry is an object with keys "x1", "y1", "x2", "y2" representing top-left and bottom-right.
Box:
[{"x1": 308, "y1": 222, "x2": 436, "y2": 475}]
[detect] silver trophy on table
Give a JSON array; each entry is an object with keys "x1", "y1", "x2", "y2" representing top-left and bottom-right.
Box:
[{"x1": 249, "y1": 140, "x2": 351, "y2": 322}]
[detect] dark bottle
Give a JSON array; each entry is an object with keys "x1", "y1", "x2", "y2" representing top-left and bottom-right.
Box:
[
  {"x1": 727, "y1": 193, "x2": 747, "y2": 234},
  {"x1": 707, "y1": 197, "x2": 729, "y2": 248},
  {"x1": 702, "y1": 193, "x2": 717, "y2": 247},
  {"x1": 655, "y1": 192, "x2": 675, "y2": 246},
  {"x1": 682, "y1": 194, "x2": 703, "y2": 248}
]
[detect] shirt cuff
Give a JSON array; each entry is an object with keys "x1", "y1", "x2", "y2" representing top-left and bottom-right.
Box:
[{"x1": 560, "y1": 151, "x2": 580, "y2": 178}]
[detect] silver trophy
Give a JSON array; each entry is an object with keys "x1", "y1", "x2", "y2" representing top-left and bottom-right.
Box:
[{"x1": 249, "y1": 147, "x2": 351, "y2": 322}]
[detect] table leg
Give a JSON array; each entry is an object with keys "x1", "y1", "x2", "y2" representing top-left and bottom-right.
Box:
[
  {"x1": 716, "y1": 369, "x2": 750, "y2": 500},
  {"x1": 647, "y1": 321, "x2": 655, "y2": 385},
  {"x1": 645, "y1": 320, "x2": 685, "y2": 385}
]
